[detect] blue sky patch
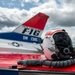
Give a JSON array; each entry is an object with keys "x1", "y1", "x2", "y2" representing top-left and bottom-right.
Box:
[{"x1": 0, "y1": 0, "x2": 37, "y2": 10}]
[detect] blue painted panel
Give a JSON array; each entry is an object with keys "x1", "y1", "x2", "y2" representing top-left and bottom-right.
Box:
[
  {"x1": 0, "y1": 70, "x2": 18, "y2": 75},
  {"x1": 0, "y1": 32, "x2": 42, "y2": 44}
]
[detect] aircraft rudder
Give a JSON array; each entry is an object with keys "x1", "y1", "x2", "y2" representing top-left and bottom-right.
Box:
[{"x1": 22, "y1": 12, "x2": 49, "y2": 30}]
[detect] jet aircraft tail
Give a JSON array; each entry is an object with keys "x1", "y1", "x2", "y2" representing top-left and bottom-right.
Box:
[
  {"x1": 0, "y1": 12, "x2": 49, "y2": 53},
  {"x1": 14, "y1": 12, "x2": 49, "y2": 38}
]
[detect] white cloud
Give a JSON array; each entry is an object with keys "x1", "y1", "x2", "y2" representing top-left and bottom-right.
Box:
[
  {"x1": 0, "y1": 0, "x2": 75, "y2": 42},
  {"x1": 28, "y1": 0, "x2": 75, "y2": 41},
  {"x1": 0, "y1": 26, "x2": 16, "y2": 32},
  {"x1": 0, "y1": 7, "x2": 31, "y2": 27},
  {"x1": 22, "y1": 0, "x2": 40, "y2": 3},
  {"x1": 29, "y1": 0, "x2": 75, "y2": 26},
  {"x1": 20, "y1": 0, "x2": 41, "y2": 7}
]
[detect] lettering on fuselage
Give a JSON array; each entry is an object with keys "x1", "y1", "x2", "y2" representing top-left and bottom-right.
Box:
[
  {"x1": 22, "y1": 27, "x2": 41, "y2": 36},
  {"x1": 31, "y1": 37, "x2": 38, "y2": 41},
  {"x1": 23, "y1": 36, "x2": 28, "y2": 40},
  {"x1": 23, "y1": 36, "x2": 38, "y2": 42}
]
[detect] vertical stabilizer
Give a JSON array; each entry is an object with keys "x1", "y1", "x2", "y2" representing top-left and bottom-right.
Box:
[{"x1": 14, "y1": 12, "x2": 49, "y2": 37}]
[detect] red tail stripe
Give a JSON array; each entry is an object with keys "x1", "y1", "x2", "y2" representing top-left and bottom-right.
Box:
[{"x1": 22, "y1": 12, "x2": 49, "y2": 30}]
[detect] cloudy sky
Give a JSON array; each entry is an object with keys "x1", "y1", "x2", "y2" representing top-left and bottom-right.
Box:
[{"x1": 0, "y1": 0, "x2": 75, "y2": 45}]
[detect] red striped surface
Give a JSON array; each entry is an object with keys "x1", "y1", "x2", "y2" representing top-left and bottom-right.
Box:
[
  {"x1": 45, "y1": 30, "x2": 64, "y2": 36},
  {"x1": 22, "y1": 12, "x2": 49, "y2": 30},
  {"x1": 0, "y1": 53, "x2": 75, "y2": 72},
  {"x1": 0, "y1": 54, "x2": 41, "y2": 68}
]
